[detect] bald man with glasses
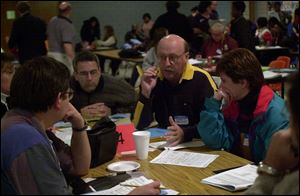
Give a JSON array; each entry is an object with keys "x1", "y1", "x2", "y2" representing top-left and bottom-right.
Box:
[{"x1": 134, "y1": 34, "x2": 217, "y2": 146}]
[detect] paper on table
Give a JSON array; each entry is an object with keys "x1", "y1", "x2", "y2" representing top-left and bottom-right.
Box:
[
  {"x1": 54, "y1": 127, "x2": 72, "y2": 146},
  {"x1": 255, "y1": 45, "x2": 281, "y2": 50},
  {"x1": 109, "y1": 113, "x2": 131, "y2": 125},
  {"x1": 188, "y1": 58, "x2": 207, "y2": 65},
  {"x1": 149, "y1": 140, "x2": 204, "y2": 151},
  {"x1": 201, "y1": 164, "x2": 258, "y2": 192},
  {"x1": 53, "y1": 121, "x2": 72, "y2": 128},
  {"x1": 150, "y1": 150, "x2": 218, "y2": 168},
  {"x1": 263, "y1": 70, "x2": 281, "y2": 79},
  {"x1": 147, "y1": 128, "x2": 169, "y2": 138},
  {"x1": 83, "y1": 184, "x2": 134, "y2": 195},
  {"x1": 116, "y1": 123, "x2": 135, "y2": 153},
  {"x1": 120, "y1": 176, "x2": 165, "y2": 187},
  {"x1": 84, "y1": 176, "x2": 179, "y2": 195}
]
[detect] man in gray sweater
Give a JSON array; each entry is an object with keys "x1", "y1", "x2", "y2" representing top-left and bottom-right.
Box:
[{"x1": 70, "y1": 51, "x2": 137, "y2": 119}]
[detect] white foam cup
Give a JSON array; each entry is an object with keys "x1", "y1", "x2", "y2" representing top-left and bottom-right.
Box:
[{"x1": 132, "y1": 131, "x2": 150, "y2": 160}]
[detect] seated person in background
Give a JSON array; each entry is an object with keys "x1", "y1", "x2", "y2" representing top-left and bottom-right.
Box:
[
  {"x1": 1, "y1": 56, "x2": 91, "y2": 194},
  {"x1": 142, "y1": 27, "x2": 168, "y2": 70},
  {"x1": 268, "y1": 17, "x2": 286, "y2": 46},
  {"x1": 197, "y1": 48, "x2": 289, "y2": 163},
  {"x1": 245, "y1": 72, "x2": 299, "y2": 195},
  {"x1": 201, "y1": 21, "x2": 238, "y2": 58},
  {"x1": 255, "y1": 17, "x2": 273, "y2": 46},
  {"x1": 92, "y1": 25, "x2": 119, "y2": 75},
  {"x1": 76, "y1": 16, "x2": 101, "y2": 52},
  {"x1": 134, "y1": 34, "x2": 217, "y2": 146},
  {"x1": 122, "y1": 24, "x2": 145, "y2": 51},
  {"x1": 92, "y1": 25, "x2": 117, "y2": 49},
  {"x1": 1, "y1": 53, "x2": 17, "y2": 118},
  {"x1": 70, "y1": 51, "x2": 137, "y2": 119},
  {"x1": 125, "y1": 24, "x2": 144, "y2": 43}
]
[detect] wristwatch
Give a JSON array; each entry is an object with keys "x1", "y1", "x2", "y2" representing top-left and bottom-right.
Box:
[
  {"x1": 72, "y1": 124, "x2": 88, "y2": 132},
  {"x1": 257, "y1": 161, "x2": 283, "y2": 176}
]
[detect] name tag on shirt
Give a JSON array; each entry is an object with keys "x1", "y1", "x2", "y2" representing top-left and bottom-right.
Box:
[{"x1": 174, "y1": 115, "x2": 189, "y2": 125}]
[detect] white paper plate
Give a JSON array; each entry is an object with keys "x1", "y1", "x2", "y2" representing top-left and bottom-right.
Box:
[{"x1": 107, "y1": 161, "x2": 140, "y2": 173}]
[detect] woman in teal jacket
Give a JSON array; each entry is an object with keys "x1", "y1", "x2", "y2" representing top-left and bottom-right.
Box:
[{"x1": 197, "y1": 48, "x2": 289, "y2": 163}]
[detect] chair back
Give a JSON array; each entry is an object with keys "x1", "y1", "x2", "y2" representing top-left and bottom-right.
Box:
[
  {"x1": 269, "y1": 60, "x2": 288, "y2": 69},
  {"x1": 268, "y1": 59, "x2": 286, "y2": 96},
  {"x1": 277, "y1": 56, "x2": 290, "y2": 68}
]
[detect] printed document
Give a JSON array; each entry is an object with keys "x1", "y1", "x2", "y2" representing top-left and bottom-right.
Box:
[
  {"x1": 150, "y1": 150, "x2": 218, "y2": 168},
  {"x1": 201, "y1": 164, "x2": 258, "y2": 192},
  {"x1": 84, "y1": 176, "x2": 179, "y2": 195}
]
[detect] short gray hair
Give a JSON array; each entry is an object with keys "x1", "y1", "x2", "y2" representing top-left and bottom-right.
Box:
[{"x1": 210, "y1": 22, "x2": 225, "y2": 33}]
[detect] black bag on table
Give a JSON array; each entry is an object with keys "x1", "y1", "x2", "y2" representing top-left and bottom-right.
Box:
[
  {"x1": 118, "y1": 48, "x2": 141, "y2": 58},
  {"x1": 88, "y1": 117, "x2": 120, "y2": 168}
]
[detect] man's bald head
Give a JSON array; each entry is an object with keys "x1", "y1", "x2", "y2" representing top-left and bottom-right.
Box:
[{"x1": 157, "y1": 34, "x2": 189, "y2": 53}]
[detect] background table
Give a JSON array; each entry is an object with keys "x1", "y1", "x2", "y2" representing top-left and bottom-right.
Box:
[{"x1": 93, "y1": 49, "x2": 144, "y2": 64}]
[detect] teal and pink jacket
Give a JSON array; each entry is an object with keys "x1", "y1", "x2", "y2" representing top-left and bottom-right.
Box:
[{"x1": 197, "y1": 85, "x2": 289, "y2": 163}]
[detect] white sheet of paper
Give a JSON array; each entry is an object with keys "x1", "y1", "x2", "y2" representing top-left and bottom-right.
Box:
[
  {"x1": 83, "y1": 184, "x2": 135, "y2": 195},
  {"x1": 188, "y1": 58, "x2": 208, "y2": 65},
  {"x1": 150, "y1": 150, "x2": 218, "y2": 168},
  {"x1": 120, "y1": 176, "x2": 158, "y2": 186},
  {"x1": 54, "y1": 127, "x2": 72, "y2": 146},
  {"x1": 201, "y1": 164, "x2": 258, "y2": 192},
  {"x1": 83, "y1": 176, "x2": 179, "y2": 195},
  {"x1": 263, "y1": 70, "x2": 281, "y2": 79},
  {"x1": 149, "y1": 140, "x2": 204, "y2": 151}
]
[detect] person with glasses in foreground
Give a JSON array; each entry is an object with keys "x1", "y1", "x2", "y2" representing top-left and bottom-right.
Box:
[
  {"x1": 134, "y1": 34, "x2": 217, "y2": 146},
  {"x1": 245, "y1": 73, "x2": 299, "y2": 195},
  {"x1": 1, "y1": 56, "x2": 160, "y2": 195},
  {"x1": 70, "y1": 51, "x2": 137, "y2": 120},
  {"x1": 197, "y1": 48, "x2": 289, "y2": 164},
  {"x1": 1, "y1": 56, "x2": 91, "y2": 194}
]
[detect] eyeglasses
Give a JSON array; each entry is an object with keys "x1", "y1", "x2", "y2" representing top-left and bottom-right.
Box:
[
  {"x1": 62, "y1": 89, "x2": 74, "y2": 101},
  {"x1": 157, "y1": 52, "x2": 187, "y2": 64},
  {"x1": 77, "y1": 69, "x2": 99, "y2": 77}
]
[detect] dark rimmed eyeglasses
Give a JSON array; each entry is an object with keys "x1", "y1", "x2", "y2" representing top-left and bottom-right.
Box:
[
  {"x1": 157, "y1": 52, "x2": 188, "y2": 64},
  {"x1": 62, "y1": 89, "x2": 74, "y2": 101}
]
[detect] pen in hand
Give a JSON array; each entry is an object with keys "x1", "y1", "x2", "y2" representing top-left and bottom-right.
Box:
[
  {"x1": 120, "y1": 184, "x2": 166, "y2": 189},
  {"x1": 89, "y1": 185, "x2": 97, "y2": 192}
]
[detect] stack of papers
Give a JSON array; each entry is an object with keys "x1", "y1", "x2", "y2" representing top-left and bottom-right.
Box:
[
  {"x1": 150, "y1": 150, "x2": 218, "y2": 168},
  {"x1": 201, "y1": 164, "x2": 258, "y2": 192}
]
